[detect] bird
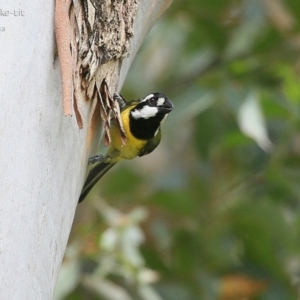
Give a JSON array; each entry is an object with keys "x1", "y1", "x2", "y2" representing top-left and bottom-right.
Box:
[{"x1": 79, "y1": 92, "x2": 174, "y2": 202}]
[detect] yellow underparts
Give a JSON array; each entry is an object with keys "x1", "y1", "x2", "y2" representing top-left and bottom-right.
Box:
[{"x1": 105, "y1": 106, "x2": 147, "y2": 163}]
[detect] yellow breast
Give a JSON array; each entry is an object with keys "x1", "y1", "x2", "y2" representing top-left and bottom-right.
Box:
[{"x1": 107, "y1": 106, "x2": 147, "y2": 162}]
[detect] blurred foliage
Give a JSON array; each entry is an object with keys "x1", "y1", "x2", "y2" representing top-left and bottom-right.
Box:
[{"x1": 56, "y1": 0, "x2": 300, "y2": 299}]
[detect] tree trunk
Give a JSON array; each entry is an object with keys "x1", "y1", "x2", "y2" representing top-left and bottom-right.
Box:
[{"x1": 0, "y1": 0, "x2": 171, "y2": 299}]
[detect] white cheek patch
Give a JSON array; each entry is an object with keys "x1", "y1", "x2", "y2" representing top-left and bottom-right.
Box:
[
  {"x1": 131, "y1": 105, "x2": 159, "y2": 119},
  {"x1": 157, "y1": 98, "x2": 165, "y2": 106},
  {"x1": 141, "y1": 94, "x2": 154, "y2": 102}
]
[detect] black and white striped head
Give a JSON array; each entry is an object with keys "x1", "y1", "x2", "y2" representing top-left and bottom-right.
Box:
[
  {"x1": 131, "y1": 93, "x2": 173, "y2": 120},
  {"x1": 129, "y1": 93, "x2": 173, "y2": 140}
]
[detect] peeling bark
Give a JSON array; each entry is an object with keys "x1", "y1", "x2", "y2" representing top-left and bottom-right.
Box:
[
  {"x1": 56, "y1": 0, "x2": 138, "y2": 135},
  {"x1": 55, "y1": 0, "x2": 73, "y2": 116}
]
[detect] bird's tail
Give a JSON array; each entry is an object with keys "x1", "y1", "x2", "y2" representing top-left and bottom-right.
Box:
[{"x1": 79, "y1": 162, "x2": 116, "y2": 203}]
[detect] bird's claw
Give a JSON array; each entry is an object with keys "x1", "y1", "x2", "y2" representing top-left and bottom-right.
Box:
[
  {"x1": 88, "y1": 155, "x2": 104, "y2": 165},
  {"x1": 113, "y1": 93, "x2": 127, "y2": 109}
]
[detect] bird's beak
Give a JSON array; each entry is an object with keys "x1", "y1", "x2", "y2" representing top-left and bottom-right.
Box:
[{"x1": 159, "y1": 98, "x2": 174, "y2": 114}]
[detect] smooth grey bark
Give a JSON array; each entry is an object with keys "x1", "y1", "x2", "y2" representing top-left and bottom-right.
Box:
[{"x1": 0, "y1": 0, "x2": 171, "y2": 299}]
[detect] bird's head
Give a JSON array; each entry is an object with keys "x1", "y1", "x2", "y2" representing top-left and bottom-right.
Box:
[{"x1": 131, "y1": 93, "x2": 174, "y2": 120}]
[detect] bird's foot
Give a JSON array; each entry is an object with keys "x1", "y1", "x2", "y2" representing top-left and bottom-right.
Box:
[
  {"x1": 88, "y1": 155, "x2": 104, "y2": 165},
  {"x1": 113, "y1": 93, "x2": 127, "y2": 109}
]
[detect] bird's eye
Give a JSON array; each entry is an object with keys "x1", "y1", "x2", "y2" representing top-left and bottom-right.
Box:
[{"x1": 148, "y1": 98, "x2": 156, "y2": 105}]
